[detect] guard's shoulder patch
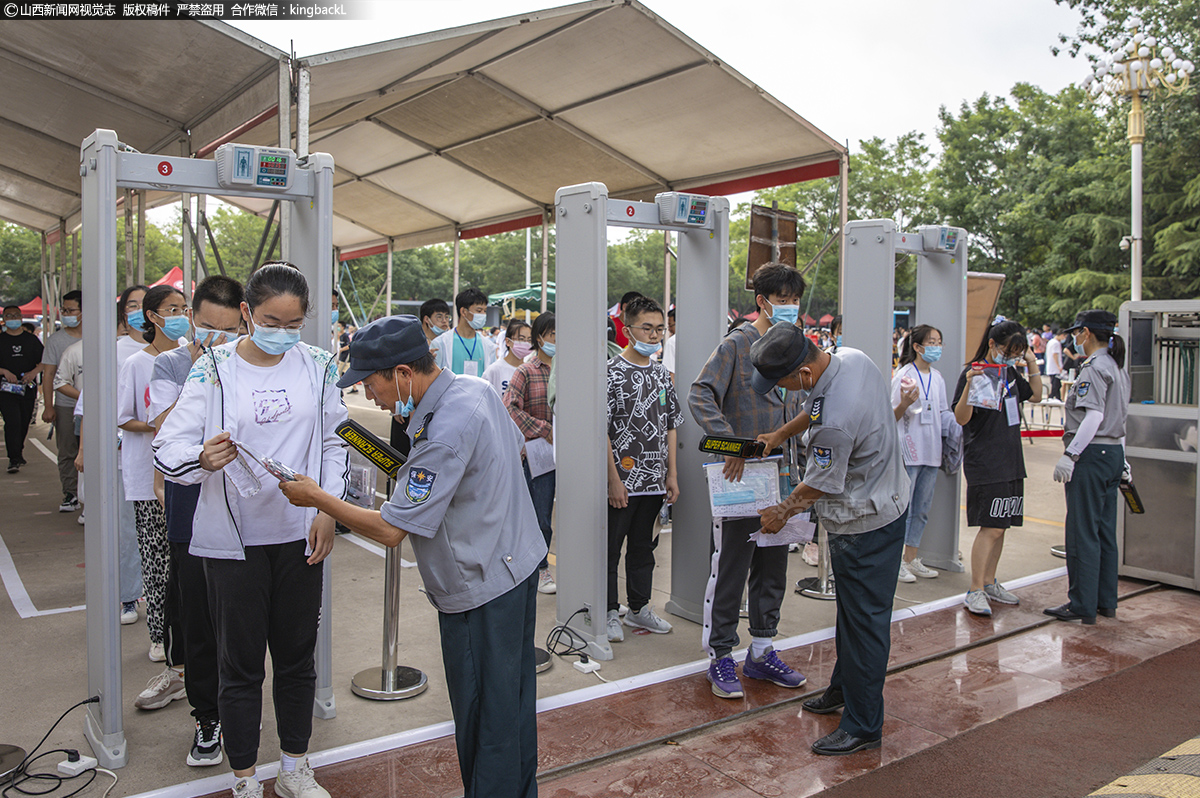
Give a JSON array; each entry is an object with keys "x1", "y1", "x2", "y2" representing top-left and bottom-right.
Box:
[
  {"x1": 413, "y1": 412, "x2": 435, "y2": 445},
  {"x1": 1076, "y1": 381, "x2": 1091, "y2": 398},
  {"x1": 813, "y1": 446, "x2": 832, "y2": 469},
  {"x1": 809, "y1": 396, "x2": 824, "y2": 425},
  {"x1": 405, "y1": 467, "x2": 437, "y2": 504}
]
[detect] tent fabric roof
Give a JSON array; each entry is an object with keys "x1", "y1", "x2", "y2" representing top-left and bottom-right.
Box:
[
  {"x1": 1, "y1": 2, "x2": 846, "y2": 261},
  {"x1": 0, "y1": 20, "x2": 284, "y2": 234},
  {"x1": 222, "y1": 0, "x2": 846, "y2": 255}
]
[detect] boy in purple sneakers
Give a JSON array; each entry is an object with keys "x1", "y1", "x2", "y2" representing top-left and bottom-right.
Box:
[{"x1": 688, "y1": 265, "x2": 808, "y2": 698}]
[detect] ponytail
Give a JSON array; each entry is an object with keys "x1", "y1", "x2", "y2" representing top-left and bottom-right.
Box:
[
  {"x1": 899, "y1": 324, "x2": 939, "y2": 368},
  {"x1": 1086, "y1": 326, "x2": 1125, "y2": 369}
]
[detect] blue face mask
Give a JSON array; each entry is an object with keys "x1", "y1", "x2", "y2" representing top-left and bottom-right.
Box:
[
  {"x1": 331, "y1": 310, "x2": 339, "y2": 325},
  {"x1": 62, "y1": 315, "x2": 80, "y2": 328},
  {"x1": 159, "y1": 315, "x2": 192, "y2": 341},
  {"x1": 920, "y1": 345, "x2": 942, "y2": 363},
  {"x1": 5, "y1": 320, "x2": 21, "y2": 330},
  {"x1": 251, "y1": 323, "x2": 302, "y2": 356},
  {"x1": 766, "y1": 300, "x2": 799, "y2": 326},
  {"x1": 429, "y1": 323, "x2": 446, "y2": 336},
  {"x1": 469, "y1": 313, "x2": 487, "y2": 331},
  {"x1": 632, "y1": 339, "x2": 661, "y2": 357},
  {"x1": 541, "y1": 341, "x2": 556, "y2": 358},
  {"x1": 1071, "y1": 334, "x2": 1084, "y2": 354},
  {"x1": 836, "y1": 335, "x2": 843, "y2": 347},
  {"x1": 193, "y1": 327, "x2": 230, "y2": 347},
  {"x1": 125, "y1": 310, "x2": 143, "y2": 332},
  {"x1": 392, "y1": 373, "x2": 414, "y2": 419}
]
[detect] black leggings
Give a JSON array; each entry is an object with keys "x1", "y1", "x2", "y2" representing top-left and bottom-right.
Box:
[
  {"x1": 0, "y1": 388, "x2": 36, "y2": 464},
  {"x1": 204, "y1": 540, "x2": 322, "y2": 771}
]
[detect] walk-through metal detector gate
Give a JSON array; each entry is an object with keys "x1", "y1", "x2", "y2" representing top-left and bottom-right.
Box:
[
  {"x1": 80, "y1": 129, "x2": 335, "y2": 768},
  {"x1": 841, "y1": 219, "x2": 969, "y2": 572},
  {"x1": 554, "y1": 182, "x2": 729, "y2": 660}
]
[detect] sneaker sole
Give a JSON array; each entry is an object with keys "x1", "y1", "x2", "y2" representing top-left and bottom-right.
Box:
[
  {"x1": 187, "y1": 750, "x2": 224, "y2": 767},
  {"x1": 897, "y1": 575, "x2": 916, "y2": 583},
  {"x1": 708, "y1": 679, "x2": 743, "y2": 699},
  {"x1": 623, "y1": 619, "x2": 671, "y2": 634},
  {"x1": 986, "y1": 593, "x2": 1020, "y2": 605},
  {"x1": 120, "y1": 615, "x2": 137, "y2": 625},
  {"x1": 964, "y1": 605, "x2": 992, "y2": 617},
  {"x1": 537, "y1": 586, "x2": 557, "y2": 595},
  {"x1": 134, "y1": 687, "x2": 186, "y2": 711},
  {"x1": 912, "y1": 571, "x2": 939, "y2": 579}
]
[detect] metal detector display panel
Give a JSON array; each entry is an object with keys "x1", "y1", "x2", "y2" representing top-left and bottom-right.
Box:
[
  {"x1": 215, "y1": 143, "x2": 295, "y2": 190},
  {"x1": 657, "y1": 192, "x2": 709, "y2": 226}
]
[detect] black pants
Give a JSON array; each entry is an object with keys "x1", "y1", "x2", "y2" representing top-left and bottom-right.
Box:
[
  {"x1": 204, "y1": 540, "x2": 323, "y2": 771},
  {"x1": 702, "y1": 516, "x2": 789, "y2": 660},
  {"x1": 608, "y1": 494, "x2": 664, "y2": 612},
  {"x1": 168, "y1": 541, "x2": 218, "y2": 723},
  {"x1": 826, "y1": 512, "x2": 907, "y2": 740},
  {"x1": 1064, "y1": 443, "x2": 1123, "y2": 618},
  {"x1": 0, "y1": 388, "x2": 36, "y2": 464},
  {"x1": 438, "y1": 572, "x2": 538, "y2": 798}
]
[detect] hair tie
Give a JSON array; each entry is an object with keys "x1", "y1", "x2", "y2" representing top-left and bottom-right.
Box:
[{"x1": 992, "y1": 314, "x2": 1007, "y2": 326}]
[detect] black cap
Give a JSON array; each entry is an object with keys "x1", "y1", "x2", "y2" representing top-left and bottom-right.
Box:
[
  {"x1": 750, "y1": 323, "x2": 812, "y2": 395},
  {"x1": 337, "y1": 315, "x2": 429, "y2": 388},
  {"x1": 1063, "y1": 309, "x2": 1117, "y2": 336}
]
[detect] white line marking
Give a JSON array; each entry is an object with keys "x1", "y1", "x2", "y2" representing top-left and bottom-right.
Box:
[
  {"x1": 341, "y1": 533, "x2": 417, "y2": 567},
  {"x1": 0, "y1": 529, "x2": 85, "y2": 618},
  {"x1": 30, "y1": 435, "x2": 57, "y2": 464}
]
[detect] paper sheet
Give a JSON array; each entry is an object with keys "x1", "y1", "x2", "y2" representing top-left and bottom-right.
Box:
[
  {"x1": 526, "y1": 436, "x2": 555, "y2": 478},
  {"x1": 704, "y1": 459, "x2": 780, "y2": 518},
  {"x1": 750, "y1": 513, "x2": 816, "y2": 547}
]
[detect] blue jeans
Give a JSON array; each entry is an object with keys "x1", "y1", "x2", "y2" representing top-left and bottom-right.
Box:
[
  {"x1": 903, "y1": 464, "x2": 939, "y2": 549},
  {"x1": 522, "y1": 461, "x2": 556, "y2": 570}
]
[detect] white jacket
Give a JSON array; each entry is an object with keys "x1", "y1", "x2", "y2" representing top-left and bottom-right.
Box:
[
  {"x1": 431, "y1": 327, "x2": 496, "y2": 374},
  {"x1": 153, "y1": 341, "x2": 349, "y2": 560}
]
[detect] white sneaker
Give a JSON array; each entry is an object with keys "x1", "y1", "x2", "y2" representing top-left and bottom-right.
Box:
[
  {"x1": 964, "y1": 589, "x2": 993, "y2": 616},
  {"x1": 537, "y1": 569, "x2": 557, "y2": 595},
  {"x1": 908, "y1": 558, "x2": 939, "y2": 579},
  {"x1": 618, "y1": 604, "x2": 628, "y2": 617},
  {"x1": 149, "y1": 642, "x2": 166, "y2": 662},
  {"x1": 898, "y1": 561, "x2": 916, "y2": 583},
  {"x1": 120, "y1": 601, "x2": 138, "y2": 625},
  {"x1": 274, "y1": 756, "x2": 330, "y2": 798},
  {"x1": 624, "y1": 605, "x2": 672, "y2": 634},
  {"x1": 984, "y1": 580, "x2": 1020, "y2": 605},
  {"x1": 77, "y1": 511, "x2": 85, "y2": 526},
  {"x1": 134, "y1": 667, "x2": 186, "y2": 710},
  {"x1": 802, "y1": 542, "x2": 819, "y2": 566},
  {"x1": 606, "y1": 609, "x2": 624, "y2": 642},
  {"x1": 232, "y1": 776, "x2": 263, "y2": 798}
]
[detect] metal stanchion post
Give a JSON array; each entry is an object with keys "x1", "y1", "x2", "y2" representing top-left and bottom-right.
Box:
[
  {"x1": 795, "y1": 519, "x2": 836, "y2": 600},
  {"x1": 352, "y1": 479, "x2": 428, "y2": 701},
  {"x1": 1050, "y1": 544, "x2": 1066, "y2": 559}
]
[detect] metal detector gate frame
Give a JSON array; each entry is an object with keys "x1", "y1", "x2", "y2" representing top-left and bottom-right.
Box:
[
  {"x1": 841, "y1": 219, "x2": 969, "y2": 573},
  {"x1": 80, "y1": 129, "x2": 336, "y2": 768},
  {"x1": 554, "y1": 182, "x2": 729, "y2": 661}
]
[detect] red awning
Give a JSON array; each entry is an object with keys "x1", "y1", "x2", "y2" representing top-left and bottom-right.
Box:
[
  {"x1": 151, "y1": 267, "x2": 194, "y2": 294},
  {"x1": 18, "y1": 296, "x2": 42, "y2": 315}
]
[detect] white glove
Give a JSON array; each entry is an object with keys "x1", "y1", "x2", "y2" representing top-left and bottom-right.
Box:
[
  {"x1": 1053, "y1": 454, "x2": 1075, "y2": 483},
  {"x1": 1122, "y1": 460, "x2": 1132, "y2": 483}
]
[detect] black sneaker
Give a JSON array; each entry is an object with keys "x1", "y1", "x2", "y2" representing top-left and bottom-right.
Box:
[
  {"x1": 6, "y1": 461, "x2": 17, "y2": 474},
  {"x1": 59, "y1": 494, "x2": 79, "y2": 512},
  {"x1": 187, "y1": 718, "x2": 222, "y2": 767}
]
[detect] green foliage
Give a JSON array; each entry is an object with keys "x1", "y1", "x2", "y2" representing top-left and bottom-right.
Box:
[{"x1": 0, "y1": 223, "x2": 42, "y2": 305}]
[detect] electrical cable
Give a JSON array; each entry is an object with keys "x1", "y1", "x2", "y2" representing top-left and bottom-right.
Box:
[
  {"x1": 545, "y1": 607, "x2": 590, "y2": 661},
  {"x1": 2, "y1": 697, "x2": 100, "y2": 798},
  {"x1": 94, "y1": 769, "x2": 117, "y2": 798}
]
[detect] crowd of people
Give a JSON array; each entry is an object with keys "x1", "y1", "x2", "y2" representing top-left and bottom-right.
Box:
[{"x1": 0, "y1": 258, "x2": 1131, "y2": 795}]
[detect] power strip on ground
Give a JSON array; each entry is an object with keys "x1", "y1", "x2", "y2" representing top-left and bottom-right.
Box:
[
  {"x1": 573, "y1": 659, "x2": 601, "y2": 674},
  {"x1": 58, "y1": 754, "x2": 97, "y2": 777}
]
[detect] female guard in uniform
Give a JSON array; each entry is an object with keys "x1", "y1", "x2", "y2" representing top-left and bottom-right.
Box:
[
  {"x1": 154, "y1": 264, "x2": 348, "y2": 798},
  {"x1": 1046, "y1": 310, "x2": 1129, "y2": 624},
  {"x1": 953, "y1": 318, "x2": 1042, "y2": 616}
]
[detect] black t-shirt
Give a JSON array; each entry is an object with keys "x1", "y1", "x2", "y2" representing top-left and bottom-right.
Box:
[
  {"x1": 953, "y1": 365, "x2": 1033, "y2": 485},
  {"x1": 0, "y1": 331, "x2": 44, "y2": 383},
  {"x1": 338, "y1": 332, "x2": 351, "y2": 362}
]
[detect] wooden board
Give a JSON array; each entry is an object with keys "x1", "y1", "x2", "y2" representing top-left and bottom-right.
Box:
[
  {"x1": 965, "y1": 271, "x2": 1005, "y2": 362},
  {"x1": 745, "y1": 204, "x2": 798, "y2": 290}
]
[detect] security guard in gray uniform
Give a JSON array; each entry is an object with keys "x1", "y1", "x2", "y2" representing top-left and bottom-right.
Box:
[
  {"x1": 1047, "y1": 309, "x2": 1130, "y2": 624},
  {"x1": 751, "y1": 323, "x2": 910, "y2": 756},
  {"x1": 279, "y1": 315, "x2": 546, "y2": 798}
]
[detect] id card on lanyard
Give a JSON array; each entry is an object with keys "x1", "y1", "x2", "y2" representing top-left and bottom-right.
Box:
[
  {"x1": 456, "y1": 332, "x2": 480, "y2": 378},
  {"x1": 1002, "y1": 371, "x2": 1020, "y2": 426}
]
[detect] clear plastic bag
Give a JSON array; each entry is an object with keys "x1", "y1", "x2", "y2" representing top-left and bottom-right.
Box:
[{"x1": 967, "y1": 368, "x2": 1004, "y2": 411}]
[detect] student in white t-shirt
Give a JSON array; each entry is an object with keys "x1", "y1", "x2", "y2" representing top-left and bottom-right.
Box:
[
  {"x1": 1045, "y1": 328, "x2": 1066, "y2": 400},
  {"x1": 891, "y1": 324, "x2": 958, "y2": 583},
  {"x1": 152, "y1": 264, "x2": 348, "y2": 798},
  {"x1": 118, "y1": 284, "x2": 189, "y2": 665},
  {"x1": 482, "y1": 318, "x2": 531, "y2": 398}
]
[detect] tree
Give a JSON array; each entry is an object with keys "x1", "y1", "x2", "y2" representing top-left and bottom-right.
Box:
[{"x1": 0, "y1": 223, "x2": 42, "y2": 305}]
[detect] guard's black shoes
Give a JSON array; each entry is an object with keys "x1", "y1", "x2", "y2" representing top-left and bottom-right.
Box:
[
  {"x1": 801, "y1": 687, "x2": 845, "y2": 714},
  {"x1": 1098, "y1": 607, "x2": 1117, "y2": 618},
  {"x1": 1044, "y1": 603, "x2": 1096, "y2": 625},
  {"x1": 811, "y1": 728, "x2": 881, "y2": 756}
]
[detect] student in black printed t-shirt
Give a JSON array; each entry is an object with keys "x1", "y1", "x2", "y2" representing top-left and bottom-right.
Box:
[
  {"x1": 952, "y1": 318, "x2": 1042, "y2": 617},
  {"x1": 0, "y1": 304, "x2": 44, "y2": 472},
  {"x1": 606, "y1": 296, "x2": 683, "y2": 644}
]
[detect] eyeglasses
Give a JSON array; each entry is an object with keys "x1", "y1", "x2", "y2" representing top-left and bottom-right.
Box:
[
  {"x1": 153, "y1": 306, "x2": 188, "y2": 317},
  {"x1": 631, "y1": 325, "x2": 666, "y2": 336},
  {"x1": 253, "y1": 317, "x2": 305, "y2": 332}
]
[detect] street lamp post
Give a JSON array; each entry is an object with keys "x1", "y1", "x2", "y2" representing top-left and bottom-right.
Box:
[{"x1": 1084, "y1": 16, "x2": 1193, "y2": 302}]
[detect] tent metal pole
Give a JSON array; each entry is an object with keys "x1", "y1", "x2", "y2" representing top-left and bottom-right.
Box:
[
  {"x1": 453, "y1": 235, "x2": 460, "y2": 298},
  {"x1": 298, "y1": 67, "x2": 310, "y2": 159},
  {"x1": 541, "y1": 211, "x2": 549, "y2": 313},
  {"x1": 385, "y1": 238, "x2": 393, "y2": 316},
  {"x1": 71, "y1": 230, "x2": 79, "y2": 292},
  {"x1": 181, "y1": 193, "x2": 192, "y2": 305},
  {"x1": 124, "y1": 189, "x2": 134, "y2": 288},
  {"x1": 663, "y1": 230, "x2": 670, "y2": 333},
  {"x1": 39, "y1": 232, "x2": 48, "y2": 341},
  {"x1": 278, "y1": 57, "x2": 292, "y2": 262},
  {"x1": 838, "y1": 152, "x2": 849, "y2": 311},
  {"x1": 136, "y1": 190, "x2": 146, "y2": 286}
]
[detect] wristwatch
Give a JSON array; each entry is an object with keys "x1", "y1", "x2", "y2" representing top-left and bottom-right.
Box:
[{"x1": 1067, "y1": 452, "x2": 1081, "y2": 462}]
